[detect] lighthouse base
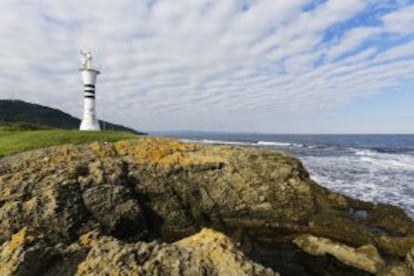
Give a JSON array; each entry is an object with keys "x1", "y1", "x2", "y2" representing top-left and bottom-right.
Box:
[{"x1": 80, "y1": 119, "x2": 101, "y2": 131}]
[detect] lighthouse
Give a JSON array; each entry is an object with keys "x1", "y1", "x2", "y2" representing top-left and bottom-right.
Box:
[{"x1": 79, "y1": 51, "x2": 101, "y2": 131}]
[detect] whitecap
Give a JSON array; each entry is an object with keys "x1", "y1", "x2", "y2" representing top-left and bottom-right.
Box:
[
  {"x1": 256, "y1": 141, "x2": 292, "y2": 147},
  {"x1": 354, "y1": 149, "x2": 377, "y2": 156},
  {"x1": 180, "y1": 138, "x2": 254, "y2": 146},
  {"x1": 302, "y1": 153, "x2": 414, "y2": 218}
]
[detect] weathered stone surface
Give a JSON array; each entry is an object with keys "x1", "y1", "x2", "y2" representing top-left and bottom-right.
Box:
[
  {"x1": 175, "y1": 228, "x2": 276, "y2": 275},
  {"x1": 0, "y1": 227, "x2": 276, "y2": 276},
  {"x1": 74, "y1": 228, "x2": 277, "y2": 276},
  {"x1": 0, "y1": 227, "x2": 59, "y2": 276},
  {"x1": 0, "y1": 137, "x2": 414, "y2": 275},
  {"x1": 379, "y1": 246, "x2": 414, "y2": 276},
  {"x1": 293, "y1": 234, "x2": 385, "y2": 273},
  {"x1": 82, "y1": 184, "x2": 147, "y2": 240}
]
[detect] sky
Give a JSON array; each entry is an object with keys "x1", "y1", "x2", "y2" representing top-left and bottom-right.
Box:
[{"x1": 0, "y1": 0, "x2": 414, "y2": 134}]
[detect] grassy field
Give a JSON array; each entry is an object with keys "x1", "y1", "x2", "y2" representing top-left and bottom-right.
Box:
[{"x1": 0, "y1": 128, "x2": 139, "y2": 157}]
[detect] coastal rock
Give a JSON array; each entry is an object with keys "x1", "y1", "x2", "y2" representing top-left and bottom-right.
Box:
[
  {"x1": 293, "y1": 234, "x2": 385, "y2": 273},
  {"x1": 0, "y1": 226, "x2": 59, "y2": 276},
  {"x1": 379, "y1": 246, "x2": 414, "y2": 276},
  {"x1": 174, "y1": 228, "x2": 277, "y2": 275},
  {"x1": 0, "y1": 227, "x2": 277, "y2": 276},
  {"x1": 406, "y1": 247, "x2": 414, "y2": 274},
  {"x1": 74, "y1": 228, "x2": 277, "y2": 276},
  {"x1": 82, "y1": 184, "x2": 147, "y2": 240},
  {"x1": 0, "y1": 137, "x2": 414, "y2": 274}
]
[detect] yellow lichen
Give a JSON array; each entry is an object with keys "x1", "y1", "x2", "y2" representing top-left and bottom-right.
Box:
[
  {"x1": 175, "y1": 228, "x2": 245, "y2": 273},
  {"x1": 2, "y1": 227, "x2": 43, "y2": 256},
  {"x1": 22, "y1": 198, "x2": 37, "y2": 212},
  {"x1": 115, "y1": 138, "x2": 227, "y2": 169},
  {"x1": 30, "y1": 145, "x2": 86, "y2": 171},
  {"x1": 376, "y1": 235, "x2": 414, "y2": 257},
  {"x1": 293, "y1": 234, "x2": 385, "y2": 273},
  {"x1": 89, "y1": 142, "x2": 117, "y2": 157},
  {"x1": 78, "y1": 231, "x2": 101, "y2": 249},
  {"x1": 176, "y1": 228, "x2": 234, "y2": 250}
]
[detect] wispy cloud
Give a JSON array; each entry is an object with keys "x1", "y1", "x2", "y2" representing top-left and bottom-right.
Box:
[{"x1": 0, "y1": 0, "x2": 413, "y2": 132}]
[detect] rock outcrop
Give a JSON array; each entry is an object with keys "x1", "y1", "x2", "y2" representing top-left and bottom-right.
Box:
[
  {"x1": 0, "y1": 226, "x2": 275, "y2": 276},
  {"x1": 293, "y1": 234, "x2": 385, "y2": 273},
  {"x1": 0, "y1": 227, "x2": 59, "y2": 276},
  {"x1": 0, "y1": 137, "x2": 414, "y2": 275}
]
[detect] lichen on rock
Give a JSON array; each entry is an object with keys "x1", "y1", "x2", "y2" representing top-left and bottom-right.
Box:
[
  {"x1": 0, "y1": 138, "x2": 414, "y2": 275},
  {"x1": 115, "y1": 138, "x2": 227, "y2": 170},
  {"x1": 0, "y1": 226, "x2": 59, "y2": 276},
  {"x1": 293, "y1": 234, "x2": 385, "y2": 273},
  {"x1": 74, "y1": 228, "x2": 277, "y2": 276}
]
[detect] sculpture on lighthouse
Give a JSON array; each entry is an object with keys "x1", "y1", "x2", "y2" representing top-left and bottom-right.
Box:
[{"x1": 79, "y1": 50, "x2": 101, "y2": 131}]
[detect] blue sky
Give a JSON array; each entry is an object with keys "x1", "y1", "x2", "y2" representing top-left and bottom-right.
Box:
[{"x1": 0, "y1": 0, "x2": 414, "y2": 133}]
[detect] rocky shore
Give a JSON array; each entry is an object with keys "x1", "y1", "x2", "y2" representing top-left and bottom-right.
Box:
[{"x1": 0, "y1": 137, "x2": 413, "y2": 275}]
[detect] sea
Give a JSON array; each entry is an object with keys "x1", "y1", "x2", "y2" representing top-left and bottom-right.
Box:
[{"x1": 158, "y1": 132, "x2": 414, "y2": 218}]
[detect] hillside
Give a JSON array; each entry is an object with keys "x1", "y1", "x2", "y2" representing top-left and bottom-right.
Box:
[{"x1": 0, "y1": 100, "x2": 144, "y2": 134}]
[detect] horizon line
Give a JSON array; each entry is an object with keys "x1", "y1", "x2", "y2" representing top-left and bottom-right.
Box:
[{"x1": 150, "y1": 130, "x2": 414, "y2": 136}]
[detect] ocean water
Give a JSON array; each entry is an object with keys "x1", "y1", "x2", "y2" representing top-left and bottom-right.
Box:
[{"x1": 160, "y1": 132, "x2": 414, "y2": 218}]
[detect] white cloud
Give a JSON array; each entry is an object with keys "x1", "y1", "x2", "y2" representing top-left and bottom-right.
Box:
[
  {"x1": 383, "y1": 4, "x2": 414, "y2": 34},
  {"x1": 327, "y1": 27, "x2": 381, "y2": 60},
  {"x1": 377, "y1": 40, "x2": 414, "y2": 62},
  {"x1": 0, "y1": 0, "x2": 413, "y2": 132}
]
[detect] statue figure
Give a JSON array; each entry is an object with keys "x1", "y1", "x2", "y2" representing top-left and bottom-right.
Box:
[{"x1": 80, "y1": 50, "x2": 93, "y2": 69}]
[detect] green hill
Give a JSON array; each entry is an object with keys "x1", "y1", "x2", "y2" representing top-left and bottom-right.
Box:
[
  {"x1": 0, "y1": 100, "x2": 144, "y2": 134},
  {"x1": 0, "y1": 121, "x2": 51, "y2": 131}
]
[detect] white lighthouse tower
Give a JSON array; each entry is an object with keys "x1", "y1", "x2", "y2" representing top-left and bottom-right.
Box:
[{"x1": 79, "y1": 51, "x2": 101, "y2": 131}]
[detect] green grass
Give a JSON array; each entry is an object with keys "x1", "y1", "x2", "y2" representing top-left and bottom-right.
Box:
[{"x1": 0, "y1": 129, "x2": 140, "y2": 157}]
